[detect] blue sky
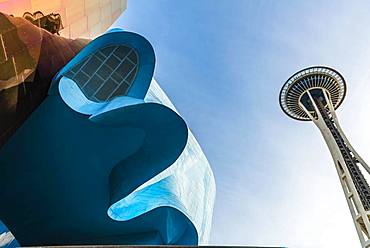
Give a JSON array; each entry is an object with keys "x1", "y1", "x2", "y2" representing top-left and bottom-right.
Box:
[{"x1": 114, "y1": 1, "x2": 370, "y2": 247}]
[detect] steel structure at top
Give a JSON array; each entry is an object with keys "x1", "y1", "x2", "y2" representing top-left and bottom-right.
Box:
[{"x1": 280, "y1": 66, "x2": 346, "y2": 121}]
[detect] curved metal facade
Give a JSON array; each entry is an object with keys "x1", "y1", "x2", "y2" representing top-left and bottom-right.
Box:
[
  {"x1": 0, "y1": 28, "x2": 215, "y2": 246},
  {"x1": 0, "y1": 0, "x2": 127, "y2": 39}
]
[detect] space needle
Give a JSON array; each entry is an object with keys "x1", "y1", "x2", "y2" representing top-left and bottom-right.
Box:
[{"x1": 280, "y1": 66, "x2": 370, "y2": 247}]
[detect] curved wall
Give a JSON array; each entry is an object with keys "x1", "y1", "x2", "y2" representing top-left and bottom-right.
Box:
[
  {"x1": 0, "y1": 29, "x2": 215, "y2": 246},
  {"x1": 109, "y1": 79, "x2": 216, "y2": 244}
]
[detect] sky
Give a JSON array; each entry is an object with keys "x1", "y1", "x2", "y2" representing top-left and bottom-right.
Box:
[{"x1": 113, "y1": 1, "x2": 370, "y2": 247}]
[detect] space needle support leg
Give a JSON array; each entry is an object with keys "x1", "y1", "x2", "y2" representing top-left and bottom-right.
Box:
[
  {"x1": 300, "y1": 89, "x2": 370, "y2": 247},
  {"x1": 323, "y1": 90, "x2": 370, "y2": 176},
  {"x1": 322, "y1": 89, "x2": 370, "y2": 247}
]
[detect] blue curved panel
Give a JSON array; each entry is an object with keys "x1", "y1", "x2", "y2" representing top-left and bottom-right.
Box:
[
  {"x1": 109, "y1": 79, "x2": 216, "y2": 244},
  {"x1": 0, "y1": 29, "x2": 215, "y2": 246}
]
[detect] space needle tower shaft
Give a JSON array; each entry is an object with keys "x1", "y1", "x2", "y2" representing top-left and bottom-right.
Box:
[{"x1": 280, "y1": 67, "x2": 370, "y2": 247}]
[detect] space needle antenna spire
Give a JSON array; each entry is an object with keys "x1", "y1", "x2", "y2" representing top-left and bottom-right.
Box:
[{"x1": 280, "y1": 66, "x2": 370, "y2": 247}]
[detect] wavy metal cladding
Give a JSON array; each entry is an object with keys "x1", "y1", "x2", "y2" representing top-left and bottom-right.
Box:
[
  {"x1": 0, "y1": 29, "x2": 215, "y2": 245},
  {"x1": 110, "y1": 78, "x2": 216, "y2": 244}
]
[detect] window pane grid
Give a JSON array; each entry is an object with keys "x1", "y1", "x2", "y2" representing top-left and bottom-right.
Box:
[{"x1": 63, "y1": 45, "x2": 139, "y2": 102}]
